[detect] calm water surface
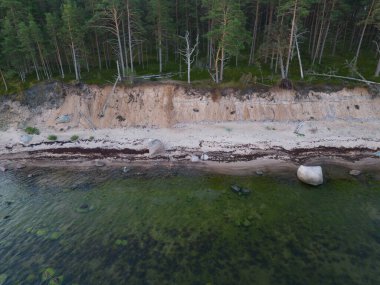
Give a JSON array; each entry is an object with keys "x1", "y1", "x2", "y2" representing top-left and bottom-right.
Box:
[{"x1": 0, "y1": 164, "x2": 379, "y2": 285}]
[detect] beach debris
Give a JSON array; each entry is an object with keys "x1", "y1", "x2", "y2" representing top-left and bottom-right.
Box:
[
  {"x1": 122, "y1": 166, "x2": 130, "y2": 173},
  {"x1": 56, "y1": 114, "x2": 71, "y2": 124},
  {"x1": 147, "y1": 139, "x2": 165, "y2": 157},
  {"x1": 294, "y1": 122, "x2": 305, "y2": 137},
  {"x1": 201, "y1": 153, "x2": 209, "y2": 161},
  {"x1": 20, "y1": 135, "x2": 33, "y2": 145},
  {"x1": 190, "y1": 155, "x2": 200, "y2": 162},
  {"x1": 297, "y1": 165, "x2": 323, "y2": 186},
  {"x1": 230, "y1": 185, "x2": 251, "y2": 195},
  {"x1": 349, "y1": 170, "x2": 361, "y2": 176}
]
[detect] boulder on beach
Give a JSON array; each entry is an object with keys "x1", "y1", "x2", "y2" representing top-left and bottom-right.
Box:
[
  {"x1": 147, "y1": 139, "x2": 165, "y2": 157},
  {"x1": 297, "y1": 165, "x2": 323, "y2": 186},
  {"x1": 201, "y1": 153, "x2": 209, "y2": 161},
  {"x1": 20, "y1": 135, "x2": 33, "y2": 145},
  {"x1": 190, "y1": 155, "x2": 200, "y2": 162}
]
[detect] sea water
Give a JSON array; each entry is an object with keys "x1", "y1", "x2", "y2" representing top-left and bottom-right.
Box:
[{"x1": 0, "y1": 164, "x2": 379, "y2": 285}]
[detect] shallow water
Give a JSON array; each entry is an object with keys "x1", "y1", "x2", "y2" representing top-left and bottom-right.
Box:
[{"x1": 0, "y1": 164, "x2": 380, "y2": 285}]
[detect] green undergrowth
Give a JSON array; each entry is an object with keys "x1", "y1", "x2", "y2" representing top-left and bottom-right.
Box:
[{"x1": 0, "y1": 50, "x2": 379, "y2": 97}]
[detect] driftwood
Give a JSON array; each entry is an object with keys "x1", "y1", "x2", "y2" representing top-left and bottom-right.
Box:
[
  {"x1": 307, "y1": 72, "x2": 380, "y2": 86},
  {"x1": 99, "y1": 61, "x2": 121, "y2": 118}
]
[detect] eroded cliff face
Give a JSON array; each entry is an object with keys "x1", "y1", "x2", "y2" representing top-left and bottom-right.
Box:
[{"x1": 1, "y1": 82, "x2": 379, "y2": 130}]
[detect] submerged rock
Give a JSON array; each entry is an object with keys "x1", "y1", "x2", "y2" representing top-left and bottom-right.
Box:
[
  {"x1": 231, "y1": 185, "x2": 251, "y2": 195},
  {"x1": 231, "y1": 185, "x2": 241, "y2": 194},
  {"x1": 349, "y1": 170, "x2": 361, "y2": 176},
  {"x1": 76, "y1": 203, "x2": 94, "y2": 213},
  {"x1": 147, "y1": 139, "x2": 165, "y2": 157},
  {"x1": 297, "y1": 165, "x2": 323, "y2": 186},
  {"x1": 0, "y1": 274, "x2": 8, "y2": 285}
]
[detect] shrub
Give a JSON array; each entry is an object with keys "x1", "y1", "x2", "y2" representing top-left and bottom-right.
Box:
[
  {"x1": 24, "y1": 127, "x2": 40, "y2": 135},
  {"x1": 47, "y1": 135, "x2": 57, "y2": 141},
  {"x1": 70, "y1": 135, "x2": 79, "y2": 141}
]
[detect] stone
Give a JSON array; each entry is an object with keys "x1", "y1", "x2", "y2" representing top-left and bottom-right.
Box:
[
  {"x1": 256, "y1": 170, "x2": 264, "y2": 176},
  {"x1": 0, "y1": 166, "x2": 7, "y2": 172},
  {"x1": 349, "y1": 170, "x2": 361, "y2": 176},
  {"x1": 16, "y1": 163, "x2": 26, "y2": 169},
  {"x1": 231, "y1": 185, "x2": 241, "y2": 193},
  {"x1": 190, "y1": 155, "x2": 200, "y2": 162},
  {"x1": 297, "y1": 165, "x2": 323, "y2": 186},
  {"x1": 0, "y1": 274, "x2": 8, "y2": 285},
  {"x1": 231, "y1": 185, "x2": 252, "y2": 195},
  {"x1": 56, "y1": 114, "x2": 71, "y2": 124},
  {"x1": 95, "y1": 160, "x2": 105, "y2": 167},
  {"x1": 241, "y1": 188, "x2": 251, "y2": 195},
  {"x1": 147, "y1": 139, "x2": 165, "y2": 157},
  {"x1": 201, "y1": 153, "x2": 209, "y2": 161},
  {"x1": 20, "y1": 135, "x2": 33, "y2": 145}
]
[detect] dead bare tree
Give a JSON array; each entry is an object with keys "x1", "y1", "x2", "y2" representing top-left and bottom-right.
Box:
[
  {"x1": 0, "y1": 69, "x2": 8, "y2": 91},
  {"x1": 178, "y1": 32, "x2": 199, "y2": 84},
  {"x1": 374, "y1": 40, "x2": 380, "y2": 77},
  {"x1": 99, "y1": 60, "x2": 122, "y2": 118}
]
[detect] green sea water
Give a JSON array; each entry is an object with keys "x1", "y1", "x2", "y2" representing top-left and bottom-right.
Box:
[{"x1": 0, "y1": 164, "x2": 379, "y2": 285}]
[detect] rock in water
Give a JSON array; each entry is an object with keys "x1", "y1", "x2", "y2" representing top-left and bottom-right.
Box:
[
  {"x1": 147, "y1": 139, "x2": 165, "y2": 157},
  {"x1": 297, "y1": 165, "x2": 323, "y2": 186},
  {"x1": 231, "y1": 185, "x2": 241, "y2": 193},
  {"x1": 349, "y1": 170, "x2": 361, "y2": 176},
  {"x1": 0, "y1": 166, "x2": 7, "y2": 172}
]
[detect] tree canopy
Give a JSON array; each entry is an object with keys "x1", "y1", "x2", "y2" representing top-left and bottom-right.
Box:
[{"x1": 0, "y1": 0, "x2": 379, "y2": 91}]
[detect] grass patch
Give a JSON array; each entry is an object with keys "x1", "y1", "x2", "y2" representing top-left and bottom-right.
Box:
[
  {"x1": 24, "y1": 127, "x2": 40, "y2": 135},
  {"x1": 70, "y1": 135, "x2": 79, "y2": 142},
  {"x1": 47, "y1": 135, "x2": 57, "y2": 141}
]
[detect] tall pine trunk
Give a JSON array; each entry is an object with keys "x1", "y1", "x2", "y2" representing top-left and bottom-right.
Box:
[
  {"x1": 249, "y1": 0, "x2": 260, "y2": 65},
  {"x1": 126, "y1": 0, "x2": 134, "y2": 73},
  {"x1": 353, "y1": 0, "x2": 375, "y2": 67}
]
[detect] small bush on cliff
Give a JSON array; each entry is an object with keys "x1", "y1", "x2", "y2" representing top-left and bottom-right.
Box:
[
  {"x1": 24, "y1": 127, "x2": 40, "y2": 135},
  {"x1": 47, "y1": 135, "x2": 57, "y2": 141},
  {"x1": 71, "y1": 135, "x2": 79, "y2": 141}
]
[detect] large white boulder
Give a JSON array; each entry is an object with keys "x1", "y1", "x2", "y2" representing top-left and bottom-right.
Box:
[
  {"x1": 147, "y1": 139, "x2": 165, "y2": 157},
  {"x1": 297, "y1": 165, "x2": 323, "y2": 186}
]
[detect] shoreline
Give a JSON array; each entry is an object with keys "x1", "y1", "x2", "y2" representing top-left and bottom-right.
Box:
[{"x1": 0, "y1": 120, "x2": 379, "y2": 171}]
